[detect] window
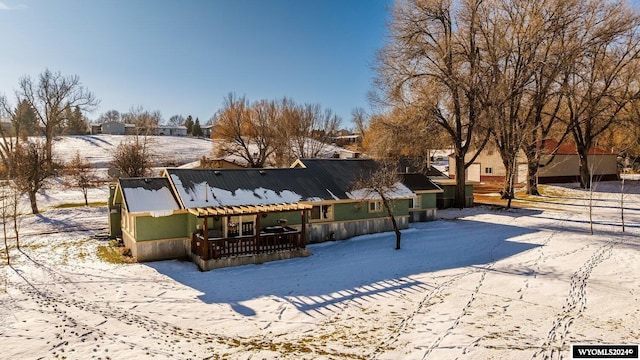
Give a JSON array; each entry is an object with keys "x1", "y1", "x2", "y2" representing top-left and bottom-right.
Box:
[
  {"x1": 410, "y1": 196, "x2": 421, "y2": 209},
  {"x1": 310, "y1": 204, "x2": 333, "y2": 221},
  {"x1": 485, "y1": 167, "x2": 493, "y2": 174},
  {"x1": 225, "y1": 215, "x2": 255, "y2": 237},
  {"x1": 369, "y1": 200, "x2": 382, "y2": 213}
]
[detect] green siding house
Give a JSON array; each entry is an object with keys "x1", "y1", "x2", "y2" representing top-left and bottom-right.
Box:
[{"x1": 109, "y1": 159, "x2": 441, "y2": 271}]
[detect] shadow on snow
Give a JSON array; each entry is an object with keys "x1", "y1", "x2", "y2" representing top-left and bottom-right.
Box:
[{"x1": 148, "y1": 218, "x2": 541, "y2": 316}]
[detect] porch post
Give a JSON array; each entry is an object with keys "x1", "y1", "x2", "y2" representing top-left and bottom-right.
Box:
[
  {"x1": 202, "y1": 215, "x2": 209, "y2": 260},
  {"x1": 300, "y1": 210, "x2": 307, "y2": 248},
  {"x1": 255, "y1": 212, "x2": 261, "y2": 254}
]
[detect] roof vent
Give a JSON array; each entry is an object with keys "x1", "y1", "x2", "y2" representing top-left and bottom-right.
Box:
[
  {"x1": 214, "y1": 171, "x2": 221, "y2": 176},
  {"x1": 259, "y1": 170, "x2": 266, "y2": 175}
]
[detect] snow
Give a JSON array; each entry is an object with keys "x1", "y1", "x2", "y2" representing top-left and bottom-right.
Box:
[
  {"x1": 122, "y1": 186, "x2": 180, "y2": 213},
  {"x1": 347, "y1": 182, "x2": 415, "y2": 200},
  {"x1": 52, "y1": 134, "x2": 215, "y2": 169},
  {"x1": 2, "y1": 180, "x2": 639, "y2": 359},
  {"x1": 170, "y1": 177, "x2": 305, "y2": 208}
]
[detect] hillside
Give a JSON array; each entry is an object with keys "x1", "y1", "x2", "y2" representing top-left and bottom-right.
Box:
[{"x1": 52, "y1": 134, "x2": 216, "y2": 169}]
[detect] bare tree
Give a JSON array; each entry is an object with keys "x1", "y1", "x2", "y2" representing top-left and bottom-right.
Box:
[
  {"x1": 110, "y1": 135, "x2": 154, "y2": 178},
  {"x1": 353, "y1": 161, "x2": 404, "y2": 250},
  {"x1": 122, "y1": 106, "x2": 162, "y2": 135},
  {"x1": 167, "y1": 114, "x2": 185, "y2": 127},
  {"x1": 363, "y1": 106, "x2": 446, "y2": 164},
  {"x1": 375, "y1": 0, "x2": 492, "y2": 208},
  {"x1": 69, "y1": 152, "x2": 95, "y2": 206},
  {"x1": 352, "y1": 107, "x2": 368, "y2": 141},
  {"x1": 560, "y1": 1, "x2": 640, "y2": 189},
  {"x1": 213, "y1": 94, "x2": 278, "y2": 168},
  {"x1": 17, "y1": 69, "x2": 98, "y2": 169},
  {"x1": 1, "y1": 181, "x2": 12, "y2": 265},
  {"x1": 97, "y1": 109, "x2": 121, "y2": 124},
  {"x1": 13, "y1": 140, "x2": 50, "y2": 214},
  {"x1": 278, "y1": 100, "x2": 341, "y2": 164}
]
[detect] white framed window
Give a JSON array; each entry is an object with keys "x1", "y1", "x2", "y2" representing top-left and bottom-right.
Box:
[
  {"x1": 368, "y1": 200, "x2": 383, "y2": 213},
  {"x1": 410, "y1": 196, "x2": 421, "y2": 209},
  {"x1": 310, "y1": 204, "x2": 333, "y2": 221},
  {"x1": 485, "y1": 167, "x2": 493, "y2": 174}
]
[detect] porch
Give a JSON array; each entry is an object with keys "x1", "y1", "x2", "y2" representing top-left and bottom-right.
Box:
[{"x1": 188, "y1": 203, "x2": 313, "y2": 270}]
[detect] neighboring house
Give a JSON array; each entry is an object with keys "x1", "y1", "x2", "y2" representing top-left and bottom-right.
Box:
[
  {"x1": 154, "y1": 125, "x2": 188, "y2": 136},
  {"x1": 100, "y1": 121, "x2": 126, "y2": 135},
  {"x1": 90, "y1": 124, "x2": 101, "y2": 135},
  {"x1": 331, "y1": 134, "x2": 361, "y2": 147},
  {"x1": 197, "y1": 156, "x2": 246, "y2": 169},
  {"x1": 92, "y1": 121, "x2": 138, "y2": 135},
  {"x1": 201, "y1": 124, "x2": 213, "y2": 138},
  {"x1": 399, "y1": 173, "x2": 443, "y2": 222},
  {"x1": 397, "y1": 157, "x2": 474, "y2": 209},
  {"x1": 448, "y1": 140, "x2": 619, "y2": 184},
  {"x1": 109, "y1": 158, "x2": 435, "y2": 270}
]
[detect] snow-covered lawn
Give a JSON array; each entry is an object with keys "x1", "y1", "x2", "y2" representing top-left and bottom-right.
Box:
[{"x1": 1, "y1": 182, "x2": 639, "y2": 359}]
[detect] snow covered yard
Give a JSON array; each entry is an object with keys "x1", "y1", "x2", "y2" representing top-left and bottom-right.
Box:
[{"x1": 1, "y1": 182, "x2": 639, "y2": 359}]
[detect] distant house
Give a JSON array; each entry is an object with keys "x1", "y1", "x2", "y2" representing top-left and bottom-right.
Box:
[
  {"x1": 448, "y1": 140, "x2": 619, "y2": 184},
  {"x1": 201, "y1": 124, "x2": 213, "y2": 138},
  {"x1": 331, "y1": 134, "x2": 361, "y2": 147},
  {"x1": 92, "y1": 121, "x2": 137, "y2": 135},
  {"x1": 154, "y1": 125, "x2": 187, "y2": 136},
  {"x1": 399, "y1": 173, "x2": 442, "y2": 222},
  {"x1": 100, "y1": 121, "x2": 126, "y2": 135},
  {"x1": 397, "y1": 157, "x2": 474, "y2": 209},
  {"x1": 109, "y1": 158, "x2": 439, "y2": 270}
]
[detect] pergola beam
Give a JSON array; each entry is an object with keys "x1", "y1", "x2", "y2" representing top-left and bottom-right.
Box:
[{"x1": 189, "y1": 202, "x2": 311, "y2": 218}]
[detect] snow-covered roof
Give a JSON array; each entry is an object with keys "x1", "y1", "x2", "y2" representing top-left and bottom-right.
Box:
[
  {"x1": 119, "y1": 178, "x2": 181, "y2": 214},
  {"x1": 163, "y1": 159, "x2": 415, "y2": 210}
]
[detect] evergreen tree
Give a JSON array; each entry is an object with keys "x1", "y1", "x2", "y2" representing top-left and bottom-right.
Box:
[
  {"x1": 14, "y1": 100, "x2": 39, "y2": 139},
  {"x1": 184, "y1": 115, "x2": 194, "y2": 135},
  {"x1": 192, "y1": 118, "x2": 203, "y2": 137},
  {"x1": 66, "y1": 106, "x2": 88, "y2": 135}
]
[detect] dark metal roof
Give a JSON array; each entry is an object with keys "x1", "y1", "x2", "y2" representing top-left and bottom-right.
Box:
[
  {"x1": 295, "y1": 158, "x2": 380, "y2": 198},
  {"x1": 164, "y1": 164, "x2": 369, "y2": 204},
  {"x1": 398, "y1": 158, "x2": 448, "y2": 178},
  {"x1": 119, "y1": 177, "x2": 173, "y2": 191},
  {"x1": 399, "y1": 173, "x2": 443, "y2": 192}
]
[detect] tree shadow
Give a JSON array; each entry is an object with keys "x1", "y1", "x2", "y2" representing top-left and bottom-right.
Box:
[
  {"x1": 75, "y1": 135, "x2": 114, "y2": 147},
  {"x1": 148, "y1": 219, "x2": 541, "y2": 316}
]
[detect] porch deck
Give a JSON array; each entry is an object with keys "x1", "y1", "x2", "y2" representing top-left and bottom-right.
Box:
[{"x1": 191, "y1": 226, "x2": 305, "y2": 260}]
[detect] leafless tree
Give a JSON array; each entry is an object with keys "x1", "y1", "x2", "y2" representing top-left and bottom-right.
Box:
[
  {"x1": 17, "y1": 69, "x2": 98, "y2": 170},
  {"x1": 560, "y1": 0, "x2": 640, "y2": 189},
  {"x1": 353, "y1": 161, "x2": 404, "y2": 250},
  {"x1": 1, "y1": 181, "x2": 13, "y2": 265},
  {"x1": 122, "y1": 106, "x2": 162, "y2": 135},
  {"x1": 69, "y1": 152, "x2": 95, "y2": 206},
  {"x1": 375, "y1": 0, "x2": 492, "y2": 208},
  {"x1": 13, "y1": 140, "x2": 50, "y2": 214},
  {"x1": 363, "y1": 106, "x2": 446, "y2": 164},
  {"x1": 278, "y1": 100, "x2": 341, "y2": 164},
  {"x1": 213, "y1": 94, "x2": 278, "y2": 168},
  {"x1": 96, "y1": 109, "x2": 121, "y2": 124},
  {"x1": 351, "y1": 107, "x2": 368, "y2": 141},
  {"x1": 110, "y1": 135, "x2": 154, "y2": 178},
  {"x1": 167, "y1": 114, "x2": 185, "y2": 127}
]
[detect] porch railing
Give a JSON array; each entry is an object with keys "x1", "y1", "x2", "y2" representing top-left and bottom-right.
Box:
[{"x1": 191, "y1": 229, "x2": 304, "y2": 260}]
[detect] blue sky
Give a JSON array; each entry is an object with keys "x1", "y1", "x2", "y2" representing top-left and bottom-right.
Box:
[{"x1": 0, "y1": 0, "x2": 391, "y2": 126}]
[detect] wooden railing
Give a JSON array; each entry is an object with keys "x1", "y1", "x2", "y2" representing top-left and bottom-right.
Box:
[{"x1": 191, "y1": 229, "x2": 303, "y2": 260}]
